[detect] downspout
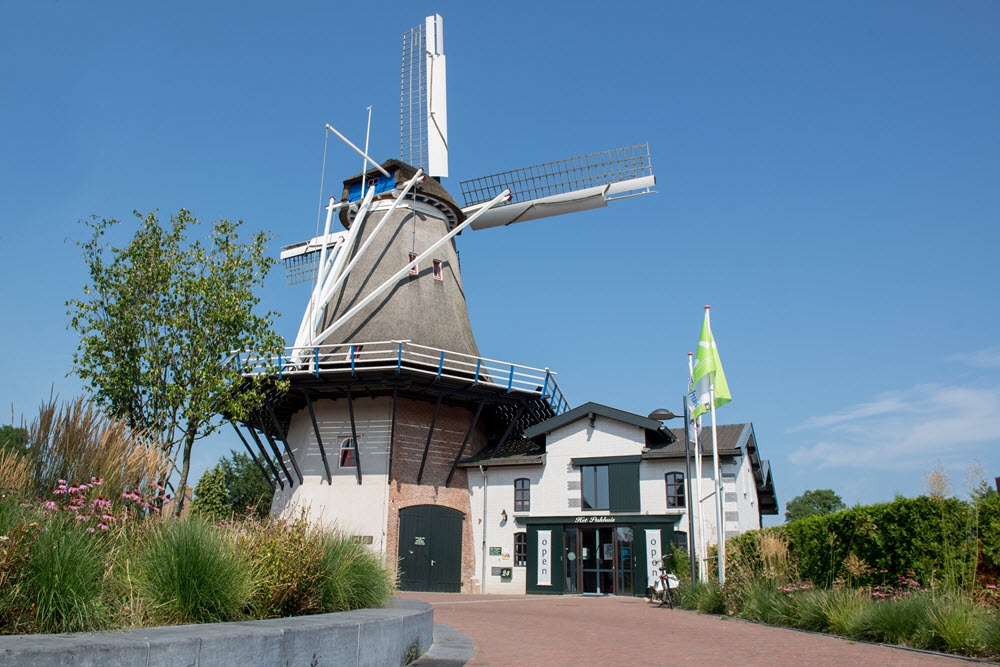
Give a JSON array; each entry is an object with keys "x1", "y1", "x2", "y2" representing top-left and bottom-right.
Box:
[{"x1": 479, "y1": 464, "x2": 488, "y2": 594}]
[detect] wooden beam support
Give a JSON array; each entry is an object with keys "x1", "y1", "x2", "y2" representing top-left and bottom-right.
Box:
[
  {"x1": 236, "y1": 420, "x2": 283, "y2": 489},
  {"x1": 255, "y1": 413, "x2": 293, "y2": 485},
  {"x1": 446, "y1": 401, "x2": 484, "y2": 488},
  {"x1": 304, "y1": 390, "x2": 332, "y2": 483},
  {"x1": 267, "y1": 403, "x2": 303, "y2": 485},
  {"x1": 387, "y1": 386, "x2": 398, "y2": 481},
  {"x1": 417, "y1": 395, "x2": 443, "y2": 485},
  {"x1": 491, "y1": 403, "x2": 526, "y2": 459},
  {"x1": 347, "y1": 386, "x2": 362, "y2": 485},
  {"x1": 230, "y1": 421, "x2": 275, "y2": 492}
]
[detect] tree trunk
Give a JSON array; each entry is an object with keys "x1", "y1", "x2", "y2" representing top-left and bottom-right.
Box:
[{"x1": 173, "y1": 424, "x2": 198, "y2": 516}]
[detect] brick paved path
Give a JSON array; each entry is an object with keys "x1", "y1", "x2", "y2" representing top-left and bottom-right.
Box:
[{"x1": 402, "y1": 593, "x2": 984, "y2": 666}]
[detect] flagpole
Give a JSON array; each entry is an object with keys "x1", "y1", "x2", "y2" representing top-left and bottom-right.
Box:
[
  {"x1": 706, "y1": 307, "x2": 726, "y2": 585},
  {"x1": 688, "y1": 351, "x2": 707, "y2": 583},
  {"x1": 681, "y1": 396, "x2": 697, "y2": 582},
  {"x1": 710, "y1": 380, "x2": 725, "y2": 585}
]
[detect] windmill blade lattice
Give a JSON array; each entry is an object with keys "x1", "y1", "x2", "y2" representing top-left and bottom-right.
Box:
[{"x1": 458, "y1": 144, "x2": 655, "y2": 230}]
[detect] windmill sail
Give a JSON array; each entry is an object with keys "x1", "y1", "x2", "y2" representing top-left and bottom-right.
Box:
[
  {"x1": 459, "y1": 144, "x2": 655, "y2": 230},
  {"x1": 400, "y1": 14, "x2": 448, "y2": 178}
]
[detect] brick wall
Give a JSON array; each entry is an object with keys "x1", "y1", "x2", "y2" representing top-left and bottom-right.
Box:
[{"x1": 386, "y1": 398, "x2": 486, "y2": 593}]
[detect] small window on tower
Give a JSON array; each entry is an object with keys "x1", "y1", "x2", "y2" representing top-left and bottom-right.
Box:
[
  {"x1": 408, "y1": 253, "x2": 418, "y2": 275},
  {"x1": 432, "y1": 259, "x2": 443, "y2": 281},
  {"x1": 339, "y1": 437, "x2": 357, "y2": 468}
]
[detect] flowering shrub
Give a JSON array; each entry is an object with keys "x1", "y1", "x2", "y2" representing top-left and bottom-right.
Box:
[
  {"x1": 777, "y1": 581, "x2": 814, "y2": 597},
  {"x1": 39, "y1": 478, "x2": 171, "y2": 533},
  {"x1": 871, "y1": 573, "x2": 926, "y2": 602}
]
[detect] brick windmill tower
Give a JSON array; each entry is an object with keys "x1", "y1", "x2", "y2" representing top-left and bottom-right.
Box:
[{"x1": 232, "y1": 15, "x2": 655, "y2": 593}]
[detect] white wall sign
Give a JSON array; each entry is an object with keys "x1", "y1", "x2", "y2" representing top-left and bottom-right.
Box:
[
  {"x1": 537, "y1": 530, "x2": 552, "y2": 586},
  {"x1": 645, "y1": 529, "x2": 662, "y2": 589}
]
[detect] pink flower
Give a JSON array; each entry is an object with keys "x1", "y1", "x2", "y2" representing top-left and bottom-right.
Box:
[
  {"x1": 57, "y1": 479, "x2": 67, "y2": 486},
  {"x1": 87, "y1": 527, "x2": 95, "y2": 533},
  {"x1": 42, "y1": 501, "x2": 58, "y2": 511},
  {"x1": 97, "y1": 523, "x2": 109, "y2": 531}
]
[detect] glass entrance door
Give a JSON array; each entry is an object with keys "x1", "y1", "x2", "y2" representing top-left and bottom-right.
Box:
[
  {"x1": 580, "y1": 526, "x2": 616, "y2": 594},
  {"x1": 563, "y1": 527, "x2": 578, "y2": 593}
]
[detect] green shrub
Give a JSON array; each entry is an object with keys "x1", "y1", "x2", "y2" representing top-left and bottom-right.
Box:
[
  {"x1": 241, "y1": 515, "x2": 326, "y2": 618},
  {"x1": 134, "y1": 517, "x2": 252, "y2": 624},
  {"x1": 857, "y1": 592, "x2": 932, "y2": 646},
  {"x1": 319, "y1": 533, "x2": 395, "y2": 612},
  {"x1": 924, "y1": 595, "x2": 989, "y2": 655},
  {"x1": 787, "y1": 588, "x2": 830, "y2": 632},
  {"x1": 981, "y1": 611, "x2": 1000, "y2": 658},
  {"x1": 675, "y1": 581, "x2": 725, "y2": 614},
  {"x1": 823, "y1": 588, "x2": 868, "y2": 637},
  {"x1": 734, "y1": 580, "x2": 795, "y2": 625},
  {"x1": 22, "y1": 514, "x2": 111, "y2": 633},
  {"x1": 780, "y1": 496, "x2": 975, "y2": 589}
]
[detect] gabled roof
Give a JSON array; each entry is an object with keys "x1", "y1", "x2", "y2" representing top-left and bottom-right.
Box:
[
  {"x1": 641, "y1": 423, "x2": 749, "y2": 458},
  {"x1": 642, "y1": 422, "x2": 779, "y2": 517},
  {"x1": 522, "y1": 401, "x2": 675, "y2": 446}
]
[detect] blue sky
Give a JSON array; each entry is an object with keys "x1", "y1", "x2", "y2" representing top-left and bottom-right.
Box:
[{"x1": 2, "y1": 1, "x2": 998, "y2": 522}]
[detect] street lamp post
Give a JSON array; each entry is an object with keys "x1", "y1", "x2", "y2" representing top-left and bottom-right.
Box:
[{"x1": 648, "y1": 404, "x2": 697, "y2": 582}]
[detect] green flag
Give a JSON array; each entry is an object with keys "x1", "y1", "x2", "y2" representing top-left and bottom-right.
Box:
[{"x1": 689, "y1": 309, "x2": 731, "y2": 419}]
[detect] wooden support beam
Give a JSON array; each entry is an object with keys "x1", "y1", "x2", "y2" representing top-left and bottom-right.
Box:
[
  {"x1": 304, "y1": 390, "x2": 332, "y2": 483},
  {"x1": 491, "y1": 403, "x2": 526, "y2": 458},
  {"x1": 230, "y1": 421, "x2": 275, "y2": 492},
  {"x1": 235, "y1": 421, "x2": 283, "y2": 490},
  {"x1": 388, "y1": 386, "x2": 398, "y2": 481},
  {"x1": 417, "y1": 395, "x2": 443, "y2": 485},
  {"x1": 347, "y1": 386, "x2": 362, "y2": 485},
  {"x1": 446, "y1": 401, "x2": 484, "y2": 488},
  {"x1": 255, "y1": 413, "x2": 293, "y2": 485},
  {"x1": 267, "y1": 403, "x2": 303, "y2": 485}
]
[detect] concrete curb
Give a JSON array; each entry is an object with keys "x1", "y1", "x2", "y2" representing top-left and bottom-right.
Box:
[
  {"x1": 0, "y1": 597, "x2": 433, "y2": 667},
  {"x1": 410, "y1": 623, "x2": 474, "y2": 666}
]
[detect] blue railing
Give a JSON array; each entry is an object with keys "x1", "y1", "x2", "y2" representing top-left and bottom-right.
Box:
[{"x1": 234, "y1": 340, "x2": 570, "y2": 415}]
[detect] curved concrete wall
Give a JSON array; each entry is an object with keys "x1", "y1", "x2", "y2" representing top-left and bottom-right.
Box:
[{"x1": 0, "y1": 597, "x2": 432, "y2": 667}]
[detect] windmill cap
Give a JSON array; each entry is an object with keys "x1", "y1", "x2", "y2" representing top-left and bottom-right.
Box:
[{"x1": 339, "y1": 159, "x2": 465, "y2": 230}]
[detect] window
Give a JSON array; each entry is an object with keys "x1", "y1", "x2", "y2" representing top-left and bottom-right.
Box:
[
  {"x1": 514, "y1": 532, "x2": 527, "y2": 566},
  {"x1": 673, "y1": 531, "x2": 688, "y2": 550},
  {"x1": 581, "y1": 465, "x2": 610, "y2": 510},
  {"x1": 666, "y1": 472, "x2": 685, "y2": 508},
  {"x1": 408, "y1": 252, "x2": 418, "y2": 275},
  {"x1": 577, "y1": 460, "x2": 640, "y2": 512},
  {"x1": 432, "y1": 259, "x2": 443, "y2": 280},
  {"x1": 514, "y1": 478, "x2": 530, "y2": 512},
  {"x1": 339, "y1": 437, "x2": 357, "y2": 468}
]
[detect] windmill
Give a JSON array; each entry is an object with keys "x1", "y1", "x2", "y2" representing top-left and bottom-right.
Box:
[{"x1": 233, "y1": 14, "x2": 655, "y2": 593}]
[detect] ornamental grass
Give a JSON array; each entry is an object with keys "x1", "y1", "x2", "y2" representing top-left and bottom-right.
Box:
[{"x1": 132, "y1": 516, "x2": 254, "y2": 625}]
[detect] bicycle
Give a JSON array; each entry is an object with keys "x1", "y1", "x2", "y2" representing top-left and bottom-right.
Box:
[{"x1": 649, "y1": 566, "x2": 679, "y2": 608}]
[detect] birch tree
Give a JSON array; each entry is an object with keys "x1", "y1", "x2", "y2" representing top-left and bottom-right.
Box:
[{"x1": 68, "y1": 209, "x2": 285, "y2": 513}]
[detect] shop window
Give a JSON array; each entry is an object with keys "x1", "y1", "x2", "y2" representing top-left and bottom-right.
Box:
[
  {"x1": 432, "y1": 259, "x2": 443, "y2": 280},
  {"x1": 514, "y1": 478, "x2": 530, "y2": 512},
  {"x1": 666, "y1": 472, "x2": 685, "y2": 508},
  {"x1": 514, "y1": 532, "x2": 527, "y2": 566},
  {"x1": 339, "y1": 437, "x2": 357, "y2": 468},
  {"x1": 581, "y1": 465, "x2": 609, "y2": 510},
  {"x1": 408, "y1": 252, "x2": 418, "y2": 275}
]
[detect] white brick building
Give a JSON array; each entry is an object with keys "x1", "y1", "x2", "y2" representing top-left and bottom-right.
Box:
[{"x1": 459, "y1": 402, "x2": 777, "y2": 595}]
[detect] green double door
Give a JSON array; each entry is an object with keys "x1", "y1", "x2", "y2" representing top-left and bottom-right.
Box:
[{"x1": 397, "y1": 505, "x2": 463, "y2": 592}]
